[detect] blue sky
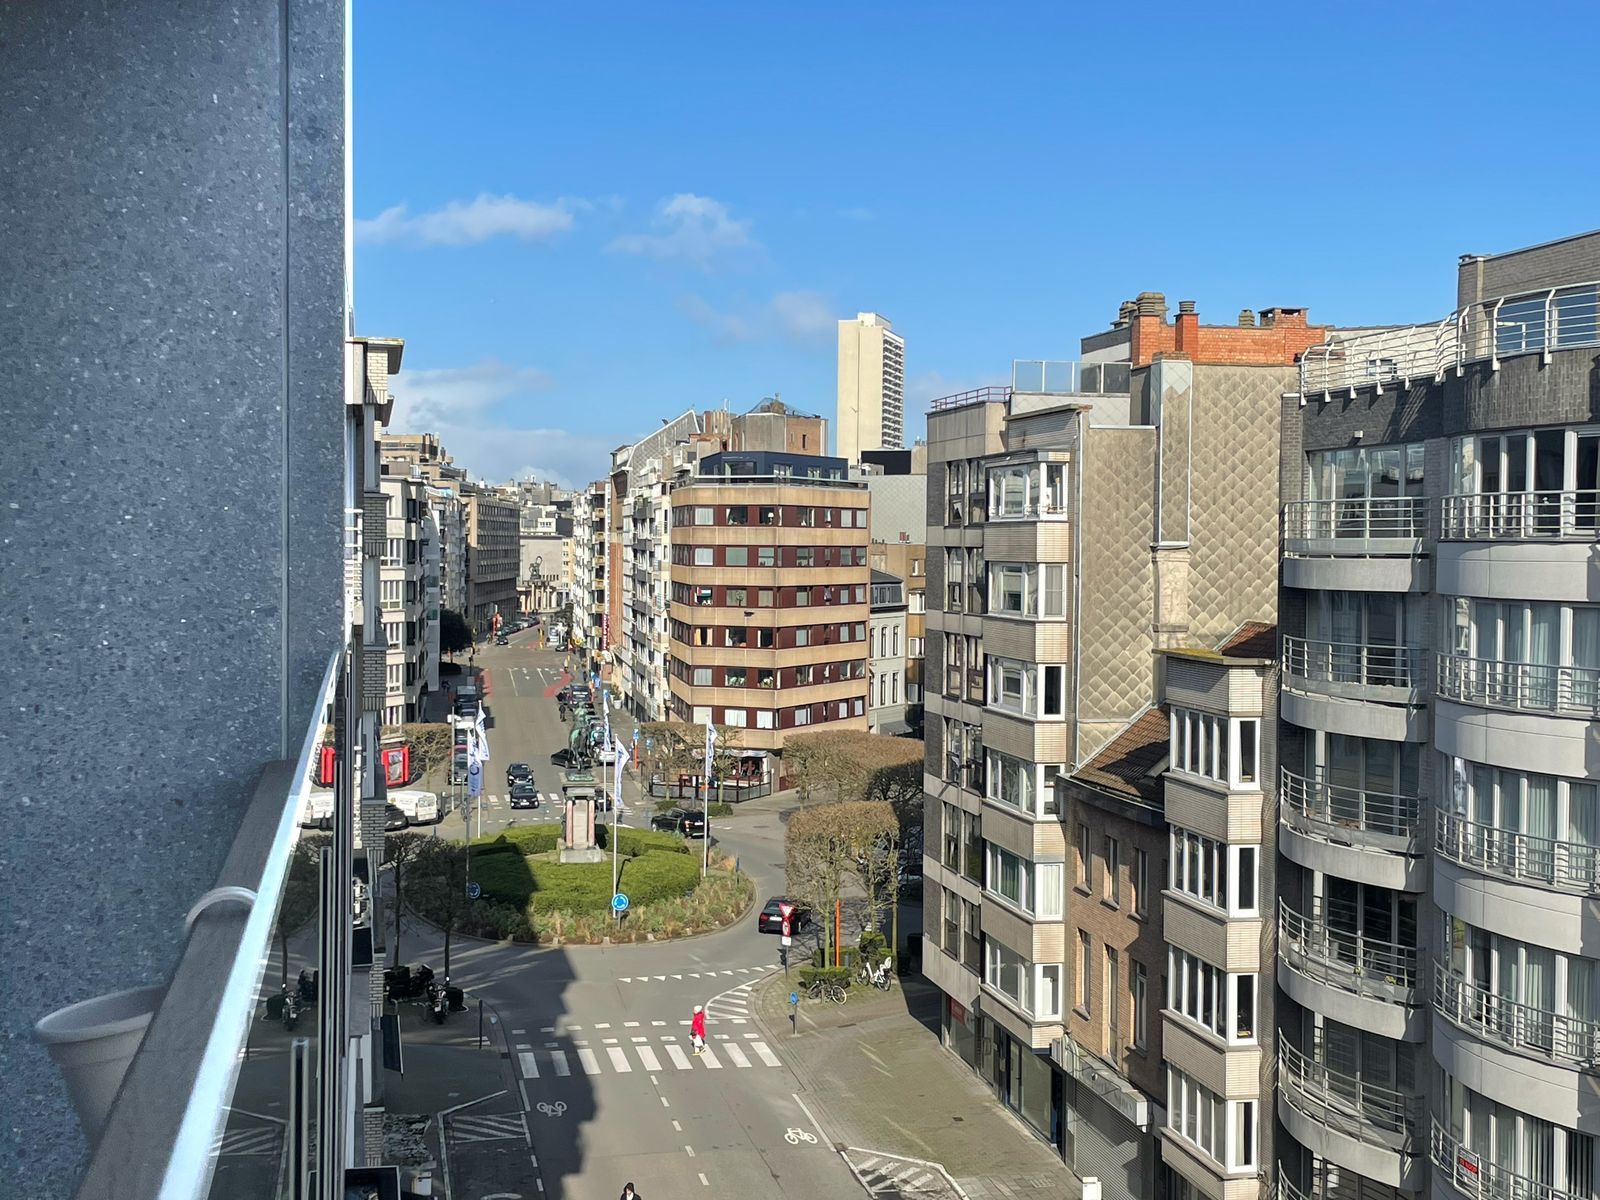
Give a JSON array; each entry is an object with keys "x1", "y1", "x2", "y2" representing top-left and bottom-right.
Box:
[{"x1": 355, "y1": 2, "x2": 1600, "y2": 488}]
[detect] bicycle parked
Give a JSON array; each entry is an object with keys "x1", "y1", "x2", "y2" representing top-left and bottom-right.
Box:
[
  {"x1": 856, "y1": 955, "x2": 893, "y2": 992},
  {"x1": 805, "y1": 977, "x2": 848, "y2": 1005}
]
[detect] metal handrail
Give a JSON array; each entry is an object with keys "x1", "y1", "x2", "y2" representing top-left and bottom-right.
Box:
[
  {"x1": 1279, "y1": 897, "x2": 1419, "y2": 999},
  {"x1": 1282, "y1": 635, "x2": 1422, "y2": 689},
  {"x1": 1431, "y1": 1115, "x2": 1579, "y2": 1200},
  {"x1": 1436, "y1": 653, "x2": 1600, "y2": 717},
  {"x1": 1434, "y1": 809, "x2": 1600, "y2": 893},
  {"x1": 1301, "y1": 281, "x2": 1600, "y2": 396},
  {"x1": 929, "y1": 386, "x2": 1011, "y2": 413},
  {"x1": 1280, "y1": 765, "x2": 1424, "y2": 853},
  {"x1": 73, "y1": 649, "x2": 341, "y2": 1199},
  {"x1": 1441, "y1": 490, "x2": 1600, "y2": 541},
  {"x1": 1434, "y1": 966, "x2": 1600, "y2": 1066},
  {"x1": 1279, "y1": 1039, "x2": 1421, "y2": 1146},
  {"x1": 1283, "y1": 496, "x2": 1427, "y2": 541}
]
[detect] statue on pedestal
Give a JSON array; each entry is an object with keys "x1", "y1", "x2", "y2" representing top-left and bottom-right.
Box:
[{"x1": 559, "y1": 770, "x2": 605, "y2": 864}]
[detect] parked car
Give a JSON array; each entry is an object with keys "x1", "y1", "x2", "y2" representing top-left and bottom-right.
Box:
[
  {"x1": 387, "y1": 789, "x2": 442, "y2": 826},
  {"x1": 549, "y1": 748, "x2": 582, "y2": 768},
  {"x1": 449, "y1": 749, "x2": 469, "y2": 785},
  {"x1": 650, "y1": 809, "x2": 707, "y2": 838},
  {"x1": 757, "y1": 897, "x2": 812, "y2": 934},
  {"x1": 383, "y1": 804, "x2": 408, "y2": 832},
  {"x1": 506, "y1": 762, "x2": 533, "y2": 788},
  {"x1": 509, "y1": 781, "x2": 540, "y2": 809}
]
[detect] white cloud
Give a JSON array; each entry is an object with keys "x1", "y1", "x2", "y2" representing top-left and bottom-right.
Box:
[
  {"x1": 678, "y1": 289, "x2": 836, "y2": 347},
  {"x1": 356, "y1": 193, "x2": 578, "y2": 247},
  {"x1": 607, "y1": 193, "x2": 759, "y2": 271},
  {"x1": 385, "y1": 359, "x2": 610, "y2": 488}
]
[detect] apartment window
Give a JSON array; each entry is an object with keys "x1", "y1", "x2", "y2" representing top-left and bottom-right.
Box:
[
  {"x1": 1036, "y1": 862, "x2": 1063, "y2": 919},
  {"x1": 1104, "y1": 837, "x2": 1121, "y2": 907},
  {"x1": 962, "y1": 812, "x2": 982, "y2": 883},
  {"x1": 693, "y1": 547, "x2": 714, "y2": 566},
  {"x1": 1078, "y1": 931, "x2": 1092, "y2": 1014},
  {"x1": 725, "y1": 505, "x2": 748, "y2": 525},
  {"x1": 986, "y1": 844, "x2": 1028, "y2": 909},
  {"x1": 725, "y1": 667, "x2": 747, "y2": 687},
  {"x1": 692, "y1": 705, "x2": 712, "y2": 725},
  {"x1": 1168, "y1": 1067, "x2": 1222, "y2": 1163},
  {"x1": 1106, "y1": 948, "x2": 1120, "y2": 1049},
  {"x1": 1133, "y1": 963, "x2": 1149, "y2": 1050},
  {"x1": 1132, "y1": 848, "x2": 1149, "y2": 918},
  {"x1": 1037, "y1": 964, "x2": 1062, "y2": 1020},
  {"x1": 892, "y1": 625, "x2": 901, "y2": 656},
  {"x1": 1170, "y1": 827, "x2": 1227, "y2": 910},
  {"x1": 796, "y1": 588, "x2": 811, "y2": 607},
  {"x1": 725, "y1": 546, "x2": 749, "y2": 567},
  {"x1": 1043, "y1": 665, "x2": 1064, "y2": 717},
  {"x1": 758, "y1": 547, "x2": 776, "y2": 567},
  {"x1": 386, "y1": 662, "x2": 402, "y2": 689},
  {"x1": 795, "y1": 628, "x2": 811, "y2": 647},
  {"x1": 994, "y1": 565, "x2": 1027, "y2": 615},
  {"x1": 692, "y1": 667, "x2": 713, "y2": 686},
  {"x1": 723, "y1": 708, "x2": 748, "y2": 728},
  {"x1": 1169, "y1": 947, "x2": 1225, "y2": 1039},
  {"x1": 726, "y1": 587, "x2": 747, "y2": 607},
  {"x1": 962, "y1": 898, "x2": 982, "y2": 971},
  {"x1": 1077, "y1": 823, "x2": 1091, "y2": 890},
  {"x1": 694, "y1": 507, "x2": 713, "y2": 525},
  {"x1": 793, "y1": 705, "x2": 811, "y2": 726},
  {"x1": 909, "y1": 636, "x2": 924, "y2": 657},
  {"x1": 380, "y1": 579, "x2": 402, "y2": 609},
  {"x1": 986, "y1": 751, "x2": 1035, "y2": 816},
  {"x1": 1042, "y1": 564, "x2": 1065, "y2": 618},
  {"x1": 755, "y1": 709, "x2": 775, "y2": 729},
  {"x1": 1232, "y1": 847, "x2": 1258, "y2": 915},
  {"x1": 757, "y1": 588, "x2": 774, "y2": 606},
  {"x1": 1233, "y1": 975, "x2": 1256, "y2": 1042}
]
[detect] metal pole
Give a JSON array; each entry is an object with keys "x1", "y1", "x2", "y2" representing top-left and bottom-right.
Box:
[
  {"x1": 611, "y1": 751, "x2": 620, "y2": 920},
  {"x1": 478, "y1": 999, "x2": 484, "y2": 1049}
]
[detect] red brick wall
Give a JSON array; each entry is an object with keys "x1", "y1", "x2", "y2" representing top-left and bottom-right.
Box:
[{"x1": 1131, "y1": 310, "x2": 1328, "y2": 366}]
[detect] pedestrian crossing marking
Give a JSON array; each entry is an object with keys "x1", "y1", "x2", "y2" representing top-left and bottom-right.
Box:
[
  {"x1": 723, "y1": 1043, "x2": 750, "y2": 1068},
  {"x1": 700, "y1": 1045, "x2": 723, "y2": 1069},
  {"x1": 751, "y1": 1041, "x2": 781, "y2": 1067},
  {"x1": 665, "y1": 1043, "x2": 692, "y2": 1070},
  {"x1": 214, "y1": 1127, "x2": 280, "y2": 1157},
  {"x1": 451, "y1": 1114, "x2": 528, "y2": 1144},
  {"x1": 671, "y1": 973, "x2": 682, "y2": 979},
  {"x1": 518, "y1": 1052, "x2": 539, "y2": 1078},
  {"x1": 606, "y1": 1047, "x2": 631, "y2": 1072},
  {"x1": 743, "y1": 1032, "x2": 759, "y2": 1039},
  {"x1": 624, "y1": 1021, "x2": 640, "y2": 1027},
  {"x1": 551, "y1": 1051, "x2": 571, "y2": 1077},
  {"x1": 577, "y1": 1048, "x2": 601, "y2": 1075},
  {"x1": 651, "y1": 1020, "x2": 666, "y2": 1026},
  {"x1": 637, "y1": 1045, "x2": 662, "y2": 1072}
]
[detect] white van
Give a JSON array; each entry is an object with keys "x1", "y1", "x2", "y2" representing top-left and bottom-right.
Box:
[
  {"x1": 387, "y1": 789, "x2": 442, "y2": 825},
  {"x1": 302, "y1": 789, "x2": 336, "y2": 828}
]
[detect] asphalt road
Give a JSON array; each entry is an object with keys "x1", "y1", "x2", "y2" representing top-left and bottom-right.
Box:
[{"x1": 404, "y1": 629, "x2": 864, "y2": 1200}]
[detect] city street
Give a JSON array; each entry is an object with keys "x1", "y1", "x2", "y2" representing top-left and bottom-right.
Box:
[{"x1": 398, "y1": 627, "x2": 866, "y2": 1200}]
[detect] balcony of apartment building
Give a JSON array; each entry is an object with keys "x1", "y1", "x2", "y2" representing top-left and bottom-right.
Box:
[
  {"x1": 1279, "y1": 749, "x2": 1426, "y2": 894},
  {"x1": 1431, "y1": 1074, "x2": 1600, "y2": 1200},
  {"x1": 1277, "y1": 1034, "x2": 1426, "y2": 1190},
  {"x1": 1275, "y1": 1155, "x2": 1413, "y2": 1200},
  {"x1": 1283, "y1": 444, "x2": 1429, "y2": 594},
  {"x1": 980, "y1": 455, "x2": 1074, "y2": 565},
  {"x1": 982, "y1": 561, "x2": 1071, "y2": 670},
  {"x1": 923, "y1": 808, "x2": 984, "y2": 1010},
  {"x1": 981, "y1": 656, "x2": 1071, "y2": 771},
  {"x1": 977, "y1": 841, "x2": 1067, "y2": 1041},
  {"x1": 1277, "y1": 886, "x2": 1423, "y2": 1041},
  {"x1": 1437, "y1": 428, "x2": 1600, "y2": 615},
  {"x1": 1280, "y1": 594, "x2": 1427, "y2": 744}
]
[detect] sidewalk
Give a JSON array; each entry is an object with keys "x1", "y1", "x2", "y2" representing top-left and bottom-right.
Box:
[{"x1": 753, "y1": 973, "x2": 1078, "y2": 1200}]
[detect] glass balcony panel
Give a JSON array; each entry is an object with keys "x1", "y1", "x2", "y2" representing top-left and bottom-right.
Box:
[
  {"x1": 1279, "y1": 897, "x2": 1419, "y2": 1001},
  {"x1": 1442, "y1": 490, "x2": 1600, "y2": 541}
]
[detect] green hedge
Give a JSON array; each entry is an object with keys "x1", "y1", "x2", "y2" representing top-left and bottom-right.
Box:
[
  {"x1": 812, "y1": 945, "x2": 861, "y2": 971},
  {"x1": 482, "y1": 824, "x2": 562, "y2": 854},
  {"x1": 596, "y1": 825, "x2": 690, "y2": 856},
  {"x1": 619, "y1": 850, "x2": 701, "y2": 906},
  {"x1": 797, "y1": 966, "x2": 852, "y2": 989},
  {"x1": 529, "y1": 861, "x2": 614, "y2": 913}
]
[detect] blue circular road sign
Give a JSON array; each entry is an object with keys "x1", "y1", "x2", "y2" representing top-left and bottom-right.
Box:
[
  {"x1": 466, "y1": 882, "x2": 482, "y2": 900},
  {"x1": 789, "y1": 992, "x2": 799, "y2": 1006},
  {"x1": 611, "y1": 892, "x2": 630, "y2": 913}
]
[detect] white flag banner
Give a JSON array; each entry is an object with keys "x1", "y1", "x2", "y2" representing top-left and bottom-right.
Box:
[
  {"x1": 474, "y1": 703, "x2": 489, "y2": 762},
  {"x1": 466, "y1": 726, "x2": 484, "y2": 797}
]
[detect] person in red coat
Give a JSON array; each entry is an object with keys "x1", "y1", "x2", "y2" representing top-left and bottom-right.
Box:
[{"x1": 691, "y1": 1004, "x2": 707, "y2": 1055}]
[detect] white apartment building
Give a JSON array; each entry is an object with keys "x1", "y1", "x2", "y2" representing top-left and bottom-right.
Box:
[
  {"x1": 837, "y1": 311, "x2": 906, "y2": 463},
  {"x1": 378, "y1": 474, "x2": 433, "y2": 724},
  {"x1": 869, "y1": 569, "x2": 910, "y2": 734},
  {"x1": 427, "y1": 483, "x2": 468, "y2": 617}
]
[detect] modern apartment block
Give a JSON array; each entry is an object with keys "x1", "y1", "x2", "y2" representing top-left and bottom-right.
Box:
[
  {"x1": 869, "y1": 568, "x2": 910, "y2": 733},
  {"x1": 921, "y1": 297, "x2": 1324, "y2": 1200},
  {"x1": 428, "y1": 483, "x2": 468, "y2": 616},
  {"x1": 463, "y1": 483, "x2": 520, "y2": 635},
  {"x1": 864, "y1": 455, "x2": 930, "y2": 735},
  {"x1": 838, "y1": 311, "x2": 906, "y2": 462},
  {"x1": 1276, "y1": 232, "x2": 1600, "y2": 1200},
  {"x1": 377, "y1": 472, "x2": 434, "y2": 723},
  {"x1": 572, "y1": 480, "x2": 610, "y2": 669},
  {"x1": 667, "y1": 450, "x2": 872, "y2": 765}
]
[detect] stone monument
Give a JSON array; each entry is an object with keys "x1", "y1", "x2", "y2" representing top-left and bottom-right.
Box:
[{"x1": 559, "y1": 770, "x2": 606, "y2": 864}]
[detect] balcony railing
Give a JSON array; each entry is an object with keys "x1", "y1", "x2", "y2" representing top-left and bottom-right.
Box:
[
  {"x1": 1282, "y1": 635, "x2": 1423, "y2": 690},
  {"x1": 1434, "y1": 967, "x2": 1600, "y2": 1067},
  {"x1": 1012, "y1": 359, "x2": 1131, "y2": 395},
  {"x1": 1279, "y1": 897, "x2": 1419, "y2": 1002},
  {"x1": 1301, "y1": 281, "x2": 1600, "y2": 396},
  {"x1": 1431, "y1": 1116, "x2": 1581, "y2": 1200},
  {"x1": 1442, "y1": 490, "x2": 1600, "y2": 542},
  {"x1": 1436, "y1": 654, "x2": 1600, "y2": 717},
  {"x1": 1280, "y1": 1039, "x2": 1422, "y2": 1149},
  {"x1": 1435, "y1": 809, "x2": 1600, "y2": 893},
  {"x1": 1280, "y1": 766, "x2": 1424, "y2": 854},
  {"x1": 929, "y1": 385, "x2": 1010, "y2": 413},
  {"x1": 1284, "y1": 496, "x2": 1427, "y2": 543}
]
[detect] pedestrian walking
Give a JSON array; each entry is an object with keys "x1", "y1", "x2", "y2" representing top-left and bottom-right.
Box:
[
  {"x1": 690, "y1": 1004, "x2": 707, "y2": 1055},
  {"x1": 619, "y1": 1182, "x2": 639, "y2": 1200}
]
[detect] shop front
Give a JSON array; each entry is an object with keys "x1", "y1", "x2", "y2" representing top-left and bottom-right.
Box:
[
  {"x1": 943, "y1": 995, "x2": 978, "y2": 1068},
  {"x1": 1052, "y1": 1036, "x2": 1162, "y2": 1200},
  {"x1": 981, "y1": 1016, "x2": 1063, "y2": 1152}
]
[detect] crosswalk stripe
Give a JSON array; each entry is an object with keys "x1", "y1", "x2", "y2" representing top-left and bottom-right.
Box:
[
  {"x1": 664, "y1": 1043, "x2": 693, "y2": 1070},
  {"x1": 723, "y1": 1043, "x2": 751, "y2": 1068},
  {"x1": 699, "y1": 1045, "x2": 723, "y2": 1069},
  {"x1": 551, "y1": 1050, "x2": 571, "y2": 1076},
  {"x1": 517, "y1": 1052, "x2": 539, "y2": 1078},
  {"x1": 751, "y1": 1041, "x2": 781, "y2": 1067},
  {"x1": 606, "y1": 1047, "x2": 631, "y2": 1072},
  {"x1": 577, "y1": 1048, "x2": 601, "y2": 1075},
  {"x1": 636, "y1": 1045, "x2": 662, "y2": 1072}
]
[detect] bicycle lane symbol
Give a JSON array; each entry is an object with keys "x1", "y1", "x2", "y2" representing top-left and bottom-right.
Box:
[
  {"x1": 536, "y1": 1101, "x2": 567, "y2": 1118},
  {"x1": 784, "y1": 1127, "x2": 818, "y2": 1146}
]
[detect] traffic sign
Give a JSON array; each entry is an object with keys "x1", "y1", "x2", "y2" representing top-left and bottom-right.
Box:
[
  {"x1": 781, "y1": 933, "x2": 792, "y2": 947},
  {"x1": 789, "y1": 992, "x2": 799, "y2": 1006},
  {"x1": 466, "y1": 882, "x2": 482, "y2": 900},
  {"x1": 645, "y1": 736, "x2": 654, "y2": 752},
  {"x1": 611, "y1": 892, "x2": 630, "y2": 913},
  {"x1": 631, "y1": 727, "x2": 639, "y2": 745},
  {"x1": 778, "y1": 901, "x2": 795, "y2": 918}
]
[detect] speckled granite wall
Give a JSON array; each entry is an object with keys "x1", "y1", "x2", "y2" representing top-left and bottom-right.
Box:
[{"x1": 0, "y1": 2, "x2": 346, "y2": 1190}]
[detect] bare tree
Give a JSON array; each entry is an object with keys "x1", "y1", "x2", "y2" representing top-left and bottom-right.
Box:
[
  {"x1": 276, "y1": 835, "x2": 328, "y2": 990},
  {"x1": 785, "y1": 801, "x2": 898, "y2": 965},
  {"x1": 406, "y1": 839, "x2": 471, "y2": 977},
  {"x1": 383, "y1": 831, "x2": 431, "y2": 966}
]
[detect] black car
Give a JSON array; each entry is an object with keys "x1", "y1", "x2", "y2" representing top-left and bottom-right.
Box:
[
  {"x1": 494, "y1": 635, "x2": 509, "y2": 646},
  {"x1": 509, "y1": 781, "x2": 540, "y2": 809},
  {"x1": 383, "y1": 803, "x2": 408, "y2": 832},
  {"x1": 506, "y1": 762, "x2": 533, "y2": 788},
  {"x1": 650, "y1": 809, "x2": 707, "y2": 838},
  {"x1": 549, "y1": 747, "x2": 582, "y2": 768},
  {"x1": 757, "y1": 897, "x2": 812, "y2": 934}
]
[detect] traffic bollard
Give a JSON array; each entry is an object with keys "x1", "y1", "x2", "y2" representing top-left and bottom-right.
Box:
[{"x1": 478, "y1": 999, "x2": 484, "y2": 1049}]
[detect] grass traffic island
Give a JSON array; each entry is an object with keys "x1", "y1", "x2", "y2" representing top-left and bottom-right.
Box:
[{"x1": 416, "y1": 822, "x2": 755, "y2": 945}]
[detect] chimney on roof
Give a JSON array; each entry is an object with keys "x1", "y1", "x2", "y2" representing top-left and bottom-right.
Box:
[
  {"x1": 1174, "y1": 300, "x2": 1199, "y2": 353},
  {"x1": 1238, "y1": 309, "x2": 1256, "y2": 327},
  {"x1": 1112, "y1": 300, "x2": 1137, "y2": 329},
  {"x1": 1259, "y1": 307, "x2": 1308, "y2": 329},
  {"x1": 1135, "y1": 291, "x2": 1167, "y2": 318}
]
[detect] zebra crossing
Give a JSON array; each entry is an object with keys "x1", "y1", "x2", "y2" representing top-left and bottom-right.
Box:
[
  {"x1": 515, "y1": 1033, "x2": 783, "y2": 1080},
  {"x1": 704, "y1": 975, "x2": 762, "y2": 1022},
  {"x1": 211, "y1": 1125, "x2": 282, "y2": 1157},
  {"x1": 844, "y1": 1150, "x2": 961, "y2": 1199},
  {"x1": 448, "y1": 1112, "x2": 529, "y2": 1145}
]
